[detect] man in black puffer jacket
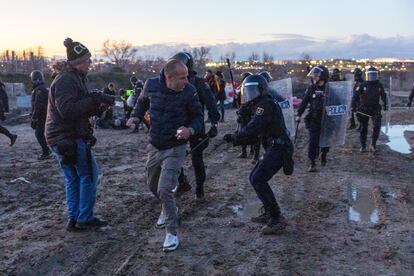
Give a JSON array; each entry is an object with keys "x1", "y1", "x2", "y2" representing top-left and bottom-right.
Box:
[
  {"x1": 127, "y1": 59, "x2": 203, "y2": 252},
  {"x1": 30, "y1": 70, "x2": 51, "y2": 160},
  {"x1": 46, "y1": 38, "x2": 115, "y2": 232}
]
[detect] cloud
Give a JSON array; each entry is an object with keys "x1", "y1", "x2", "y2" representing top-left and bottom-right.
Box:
[{"x1": 133, "y1": 34, "x2": 414, "y2": 60}]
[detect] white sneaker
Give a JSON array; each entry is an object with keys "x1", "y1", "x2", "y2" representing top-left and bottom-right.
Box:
[
  {"x1": 156, "y1": 207, "x2": 178, "y2": 229},
  {"x1": 156, "y1": 209, "x2": 166, "y2": 229},
  {"x1": 163, "y1": 233, "x2": 179, "y2": 252}
]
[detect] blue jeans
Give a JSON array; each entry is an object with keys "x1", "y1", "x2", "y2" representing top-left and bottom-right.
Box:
[{"x1": 51, "y1": 139, "x2": 99, "y2": 223}]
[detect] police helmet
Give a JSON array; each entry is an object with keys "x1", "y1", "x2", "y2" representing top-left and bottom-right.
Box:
[
  {"x1": 240, "y1": 72, "x2": 253, "y2": 81},
  {"x1": 240, "y1": 74, "x2": 269, "y2": 104},
  {"x1": 330, "y1": 68, "x2": 341, "y2": 81},
  {"x1": 30, "y1": 70, "x2": 44, "y2": 84},
  {"x1": 130, "y1": 76, "x2": 138, "y2": 85},
  {"x1": 258, "y1": 71, "x2": 273, "y2": 83},
  {"x1": 353, "y1": 68, "x2": 363, "y2": 80},
  {"x1": 307, "y1": 65, "x2": 329, "y2": 82},
  {"x1": 169, "y1": 52, "x2": 194, "y2": 71},
  {"x1": 365, "y1": 66, "x2": 379, "y2": 82}
]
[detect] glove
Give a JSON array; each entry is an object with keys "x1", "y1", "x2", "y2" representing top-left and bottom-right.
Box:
[
  {"x1": 383, "y1": 105, "x2": 387, "y2": 111},
  {"x1": 295, "y1": 116, "x2": 301, "y2": 123},
  {"x1": 0, "y1": 112, "x2": 5, "y2": 122},
  {"x1": 207, "y1": 125, "x2": 218, "y2": 138},
  {"x1": 223, "y1": 133, "x2": 234, "y2": 143},
  {"x1": 407, "y1": 101, "x2": 412, "y2": 108},
  {"x1": 30, "y1": 120, "x2": 37, "y2": 130}
]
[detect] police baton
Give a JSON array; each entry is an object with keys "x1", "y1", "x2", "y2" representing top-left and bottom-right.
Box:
[
  {"x1": 355, "y1": 111, "x2": 372, "y2": 118},
  {"x1": 226, "y1": 58, "x2": 237, "y2": 107},
  {"x1": 186, "y1": 136, "x2": 210, "y2": 156},
  {"x1": 294, "y1": 120, "x2": 300, "y2": 145}
]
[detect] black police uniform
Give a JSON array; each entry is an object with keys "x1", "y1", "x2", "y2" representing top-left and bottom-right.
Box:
[
  {"x1": 31, "y1": 82, "x2": 50, "y2": 156},
  {"x1": 352, "y1": 80, "x2": 387, "y2": 148},
  {"x1": 349, "y1": 76, "x2": 364, "y2": 128},
  {"x1": 177, "y1": 70, "x2": 221, "y2": 197},
  {"x1": 0, "y1": 82, "x2": 17, "y2": 145},
  {"x1": 297, "y1": 83, "x2": 330, "y2": 163},
  {"x1": 236, "y1": 103, "x2": 261, "y2": 160},
  {"x1": 228, "y1": 94, "x2": 293, "y2": 224}
]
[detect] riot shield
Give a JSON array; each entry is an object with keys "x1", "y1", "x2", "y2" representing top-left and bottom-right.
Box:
[
  {"x1": 268, "y1": 78, "x2": 295, "y2": 139},
  {"x1": 384, "y1": 90, "x2": 392, "y2": 129},
  {"x1": 319, "y1": 81, "x2": 353, "y2": 148}
]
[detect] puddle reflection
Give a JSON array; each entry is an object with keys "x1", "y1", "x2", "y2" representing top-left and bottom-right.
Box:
[
  {"x1": 381, "y1": 124, "x2": 414, "y2": 154},
  {"x1": 348, "y1": 184, "x2": 378, "y2": 224}
]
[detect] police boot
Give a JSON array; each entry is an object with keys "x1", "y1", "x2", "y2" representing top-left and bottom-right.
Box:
[
  {"x1": 251, "y1": 206, "x2": 270, "y2": 224},
  {"x1": 261, "y1": 215, "x2": 287, "y2": 235},
  {"x1": 308, "y1": 161, "x2": 317, "y2": 172},
  {"x1": 38, "y1": 150, "x2": 52, "y2": 160},
  {"x1": 360, "y1": 145, "x2": 367, "y2": 153},
  {"x1": 195, "y1": 184, "x2": 205, "y2": 202},
  {"x1": 175, "y1": 174, "x2": 192, "y2": 197},
  {"x1": 9, "y1": 134, "x2": 17, "y2": 147},
  {"x1": 348, "y1": 122, "x2": 356, "y2": 130},
  {"x1": 369, "y1": 144, "x2": 377, "y2": 153},
  {"x1": 320, "y1": 153, "x2": 327, "y2": 166}
]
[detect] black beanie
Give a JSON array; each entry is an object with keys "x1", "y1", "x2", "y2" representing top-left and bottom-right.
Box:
[{"x1": 63, "y1": 37, "x2": 91, "y2": 66}]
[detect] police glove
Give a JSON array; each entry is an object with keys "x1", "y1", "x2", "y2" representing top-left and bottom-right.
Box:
[
  {"x1": 223, "y1": 133, "x2": 234, "y2": 143},
  {"x1": 295, "y1": 116, "x2": 301, "y2": 123},
  {"x1": 407, "y1": 101, "x2": 412, "y2": 108},
  {"x1": 0, "y1": 112, "x2": 5, "y2": 122},
  {"x1": 207, "y1": 125, "x2": 218, "y2": 138},
  {"x1": 383, "y1": 105, "x2": 387, "y2": 111}
]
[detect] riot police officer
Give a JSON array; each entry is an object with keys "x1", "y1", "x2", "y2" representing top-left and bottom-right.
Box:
[
  {"x1": 352, "y1": 66, "x2": 387, "y2": 152},
  {"x1": 237, "y1": 72, "x2": 257, "y2": 159},
  {"x1": 349, "y1": 68, "x2": 364, "y2": 129},
  {"x1": 171, "y1": 52, "x2": 221, "y2": 200},
  {"x1": 224, "y1": 74, "x2": 293, "y2": 235},
  {"x1": 259, "y1": 71, "x2": 285, "y2": 102},
  {"x1": 330, "y1": 68, "x2": 342, "y2": 82},
  {"x1": 30, "y1": 70, "x2": 51, "y2": 160},
  {"x1": 296, "y1": 65, "x2": 330, "y2": 172}
]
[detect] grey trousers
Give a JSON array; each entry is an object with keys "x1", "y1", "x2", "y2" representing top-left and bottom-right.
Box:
[{"x1": 146, "y1": 143, "x2": 187, "y2": 234}]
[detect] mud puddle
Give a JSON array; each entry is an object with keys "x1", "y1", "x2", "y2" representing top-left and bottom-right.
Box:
[
  {"x1": 381, "y1": 124, "x2": 414, "y2": 154},
  {"x1": 347, "y1": 184, "x2": 379, "y2": 224},
  {"x1": 229, "y1": 200, "x2": 262, "y2": 221}
]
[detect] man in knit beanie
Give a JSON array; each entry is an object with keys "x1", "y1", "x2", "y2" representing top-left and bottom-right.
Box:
[{"x1": 46, "y1": 37, "x2": 114, "y2": 232}]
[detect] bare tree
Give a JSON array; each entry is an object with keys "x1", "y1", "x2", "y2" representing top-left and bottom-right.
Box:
[
  {"x1": 262, "y1": 51, "x2": 274, "y2": 63},
  {"x1": 248, "y1": 52, "x2": 260, "y2": 63},
  {"x1": 101, "y1": 39, "x2": 138, "y2": 70},
  {"x1": 300, "y1": 53, "x2": 312, "y2": 61},
  {"x1": 192, "y1": 46, "x2": 211, "y2": 70},
  {"x1": 224, "y1": 51, "x2": 237, "y2": 62}
]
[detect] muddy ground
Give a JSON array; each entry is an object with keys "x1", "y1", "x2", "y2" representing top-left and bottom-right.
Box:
[{"x1": 0, "y1": 108, "x2": 413, "y2": 275}]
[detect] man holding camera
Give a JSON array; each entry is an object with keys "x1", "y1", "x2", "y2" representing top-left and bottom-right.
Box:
[{"x1": 46, "y1": 38, "x2": 115, "y2": 232}]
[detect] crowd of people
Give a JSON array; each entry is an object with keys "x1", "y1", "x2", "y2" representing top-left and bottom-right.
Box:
[{"x1": 1, "y1": 37, "x2": 413, "y2": 253}]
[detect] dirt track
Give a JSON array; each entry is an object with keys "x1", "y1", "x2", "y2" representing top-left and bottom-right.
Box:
[{"x1": 1, "y1": 108, "x2": 413, "y2": 275}]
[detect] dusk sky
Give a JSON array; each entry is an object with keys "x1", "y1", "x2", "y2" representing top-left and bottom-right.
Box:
[{"x1": 1, "y1": 0, "x2": 414, "y2": 58}]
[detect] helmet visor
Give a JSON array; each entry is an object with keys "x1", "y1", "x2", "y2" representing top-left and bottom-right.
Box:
[
  {"x1": 307, "y1": 67, "x2": 323, "y2": 79},
  {"x1": 241, "y1": 82, "x2": 260, "y2": 104},
  {"x1": 366, "y1": 70, "x2": 378, "y2": 81}
]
